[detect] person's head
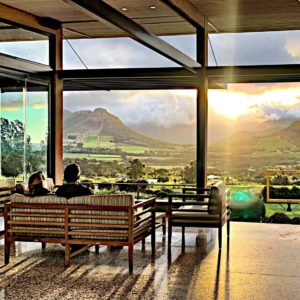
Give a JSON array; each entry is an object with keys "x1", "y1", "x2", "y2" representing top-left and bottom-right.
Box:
[
  {"x1": 28, "y1": 172, "x2": 44, "y2": 193},
  {"x1": 64, "y1": 163, "x2": 81, "y2": 183},
  {"x1": 36, "y1": 170, "x2": 46, "y2": 181}
]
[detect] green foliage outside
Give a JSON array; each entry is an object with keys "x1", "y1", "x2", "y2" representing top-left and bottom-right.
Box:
[
  {"x1": 183, "y1": 161, "x2": 196, "y2": 184},
  {"x1": 126, "y1": 159, "x2": 145, "y2": 179},
  {"x1": 83, "y1": 135, "x2": 115, "y2": 148},
  {"x1": 1, "y1": 118, "x2": 46, "y2": 177},
  {"x1": 118, "y1": 145, "x2": 152, "y2": 153},
  {"x1": 255, "y1": 136, "x2": 296, "y2": 151}
]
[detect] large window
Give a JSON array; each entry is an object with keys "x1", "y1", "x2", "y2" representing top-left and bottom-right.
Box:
[
  {"x1": 0, "y1": 79, "x2": 48, "y2": 181},
  {"x1": 63, "y1": 90, "x2": 196, "y2": 183}
]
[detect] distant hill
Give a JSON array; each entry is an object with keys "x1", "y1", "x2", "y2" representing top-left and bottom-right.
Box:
[
  {"x1": 64, "y1": 108, "x2": 175, "y2": 148},
  {"x1": 130, "y1": 122, "x2": 196, "y2": 145},
  {"x1": 209, "y1": 120, "x2": 300, "y2": 153}
]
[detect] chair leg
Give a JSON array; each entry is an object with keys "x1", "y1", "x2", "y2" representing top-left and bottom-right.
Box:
[
  {"x1": 162, "y1": 215, "x2": 166, "y2": 236},
  {"x1": 168, "y1": 223, "x2": 172, "y2": 260},
  {"x1": 151, "y1": 211, "x2": 156, "y2": 257},
  {"x1": 218, "y1": 227, "x2": 222, "y2": 249},
  {"x1": 4, "y1": 240, "x2": 10, "y2": 264},
  {"x1": 64, "y1": 244, "x2": 71, "y2": 268},
  {"x1": 142, "y1": 238, "x2": 145, "y2": 250},
  {"x1": 128, "y1": 245, "x2": 133, "y2": 274},
  {"x1": 42, "y1": 242, "x2": 46, "y2": 250},
  {"x1": 182, "y1": 227, "x2": 185, "y2": 252},
  {"x1": 227, "y1": 220, "x2": 230, "y2": 238},
  {"x1": 95, "y1": 245, "x2": 100, "y2": 254}
]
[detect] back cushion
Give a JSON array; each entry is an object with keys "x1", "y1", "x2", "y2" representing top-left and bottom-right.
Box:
[
  {"x1": 8, "y1": 194, "x2": 67, "y2": 238},
  {"x1": 67, "y1": 194, "x2": 135, "y2": 240},
  {"x1": 209, "y1": 181, "x2": 227, "y2": 214},
  {"x1": 9, "y1": 193, "x2": 67, "y2": 204},
  {"x1": 67, "y1": 194, "x2": 134, "y2": 206}
]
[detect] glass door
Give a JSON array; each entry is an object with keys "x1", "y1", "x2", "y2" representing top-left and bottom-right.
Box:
[{"x1": 0, "y1": 75, "x2": 48, "y2": 182}]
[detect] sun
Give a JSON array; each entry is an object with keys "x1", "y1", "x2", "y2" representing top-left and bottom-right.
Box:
[{"x1": 208, "y1": 90, "x2": 250, "y2": 119}]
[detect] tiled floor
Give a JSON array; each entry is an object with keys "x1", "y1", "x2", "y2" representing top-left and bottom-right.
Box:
[{"x1": 1, "y1": 222, "x2": 300, "y2": 299}]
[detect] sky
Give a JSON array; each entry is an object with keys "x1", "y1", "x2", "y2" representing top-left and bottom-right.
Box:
[{"x1": 1, "y1": 31, "x2": 300, "y2": 143}]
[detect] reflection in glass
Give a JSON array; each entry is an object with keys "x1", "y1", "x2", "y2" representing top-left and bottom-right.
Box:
[{"x1": 0, "y1": 78, "x2": 48, "y2": 181}]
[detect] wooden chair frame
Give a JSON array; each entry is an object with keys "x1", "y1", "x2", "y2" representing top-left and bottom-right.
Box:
[
  {"x1": 167, "y1": 192, "x2": 230, "y2": 258},
  {"x1": 4, "y1": 197, "x2": 156, "y2": 273}
]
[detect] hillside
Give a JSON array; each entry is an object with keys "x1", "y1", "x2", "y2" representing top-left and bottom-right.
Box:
[
  {"x1": 64, "y1": 108, "x2": 175, "y2": 148},
  {"x1": 209, "y1": 120, "x2": 300, "y2": 153}
]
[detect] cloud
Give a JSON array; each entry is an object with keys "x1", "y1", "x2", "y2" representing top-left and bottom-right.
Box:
[
  {"x1": 285, "y1": 40, "x2": 300, "y2": 57},
  {"x1": 285, "y1": 31, "x2": 300, "y2": 59},
  {"x1": 31, "y1": 102, "x2": 47, "y2": 110},
  {"x1": 64, "y1": 90, "x2": 197, "y2": 127}
]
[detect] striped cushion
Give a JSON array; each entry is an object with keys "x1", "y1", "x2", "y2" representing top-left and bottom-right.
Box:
[
  {"x1": 173, "y1": 205, "x2": 219, "y2": 223},
  {"x1": 9, "y1": 194, "x2": 67, "y2": 238},
  {"x1": 9, "y1": 193, "x2": 67, "y2": 204},
  {"x1": 67, "y1": 194, "x2": 134, "y2": 206},
  {"x1": 68, "y1": 194, "x2": 134, "y2": 240}
]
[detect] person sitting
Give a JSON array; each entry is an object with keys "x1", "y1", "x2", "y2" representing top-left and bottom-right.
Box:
[
  {"x1": 28, "y1": 172, "x2": 50, "y2": 196},
  {"x1": 56, "y1": 163, "x2": 93, "y2": 198}
]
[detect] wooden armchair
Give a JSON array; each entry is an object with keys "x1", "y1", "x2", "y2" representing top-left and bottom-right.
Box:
[{"x1": 167, "y1": 182, "x2": 230, "y2": 258}]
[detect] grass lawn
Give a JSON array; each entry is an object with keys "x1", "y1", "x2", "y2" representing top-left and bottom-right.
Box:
[
  {"x1": 256, "y1": 135, "x2": 296, "y2": 151},
  {"x1": 64, "y1": 153, "x2": 121, "y2": 161},
  {"x1": 119, "y1": 145, "x2": 152, "y2": 153},
  {"x1": 83, "y1": 135, "x2": 116, "y2": 148},
  {"x1": 265, "y1": 203, "x2": 300, "y2": 218}
]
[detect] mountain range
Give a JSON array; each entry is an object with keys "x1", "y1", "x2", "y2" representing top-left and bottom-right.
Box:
[
  {"x1": 64, "y1": 108, "x2": 173, "y2": 148},
  {"x1": 209, "y1": 120, "x2": 300, "y2": 153},
  {"x1": 64, "y1": 107, "x2": 300, "y2": 151}
]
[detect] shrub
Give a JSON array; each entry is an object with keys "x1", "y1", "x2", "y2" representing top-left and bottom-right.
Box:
[
  {"x1": 268, "y1": 213, "x2": 291, "y2": 224},
  {"x1": 98, "y1": 182, "x2": 113, "y2": 190}
]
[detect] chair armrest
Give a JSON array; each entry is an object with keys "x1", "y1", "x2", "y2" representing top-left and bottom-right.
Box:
[
  {"x1": 132, "y1": 197, "x2": 156, "y2": 209},
  {"x1": 168, "y1": 193, "x2": 210, "y2": 205},
  {"x1": 182, "y1": 187, "x2": 210, "y2": 193}
]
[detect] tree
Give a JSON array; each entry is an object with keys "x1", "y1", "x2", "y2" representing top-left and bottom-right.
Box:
[
  {"x1": 183, "y1": 161, "x2": 196, "y2": 184},
  {"x1": 126, "y1": 159, "x2": 145, "y2": 180},
  {"x1": 1, "y1": 117, "x2": 46, "y2": 177}
]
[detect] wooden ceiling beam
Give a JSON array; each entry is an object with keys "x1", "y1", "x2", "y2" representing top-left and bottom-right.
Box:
[
  {"x1": 160, "y1": 0, "x2": 219, "y2": 32},
  {"x1": 160, "y1": 0, "x2": 205, "y2": 28},
  {"x1": 0, "y1": 3, "x2": 60, "y2": 36},
  {"x1": 64, "y1": 0, "x2": 201, "y2": 72},
  {"x1": 0, "y1": 53, "x2": 52, "y2": 73}
]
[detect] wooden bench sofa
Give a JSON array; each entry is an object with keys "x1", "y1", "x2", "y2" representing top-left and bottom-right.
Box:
[{"x1": 4, "y1": 194, "x2": 156, "y2": 273}]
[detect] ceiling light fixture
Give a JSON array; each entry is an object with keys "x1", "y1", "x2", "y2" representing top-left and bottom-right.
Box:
[
  {"x1": 121, "y1": 7, "x2": 128, "y2": 11},
  {"x1": 150, "y1": 5, "x2": 156, "y2": 9}
]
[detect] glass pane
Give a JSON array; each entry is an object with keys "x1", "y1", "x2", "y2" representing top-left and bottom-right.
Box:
[
  {"x1": 0, "y1": 77, "x2": 48, "y2": 182},
  {"x1": 63, "y1": 90, "x2": 196, "y2": 184},
  {"x1": 208, "y1": 30, "x2": 300, "y2": 66},
  {"x1": 0, "y1": 83, "x2": 25, "y2": 180},
  {"x1": 0, "y1": 21, "x2": 49, "y2": 64},
  {"x1": 26, "y1": 91, "x2": 48, "y2": 176},
  {"x1": 63, "y1": 35, "x2": 195, "y2": 69}
]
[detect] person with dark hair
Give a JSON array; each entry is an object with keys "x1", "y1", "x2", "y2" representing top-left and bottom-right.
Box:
[
  {"x1": 28, "y1": 172, "x2": 50, "y2": 196},
  {"x1": 56, "y1": 163, "x2": 93, "y2": 198}
]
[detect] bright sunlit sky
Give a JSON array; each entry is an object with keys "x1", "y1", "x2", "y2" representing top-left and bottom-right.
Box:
[{"x1": 1, "y1": 31, "x2": 300, "y2": 143}]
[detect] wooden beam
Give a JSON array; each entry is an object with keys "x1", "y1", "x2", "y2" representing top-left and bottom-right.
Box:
[
  {"x1": 161, "y1": 0, "x2": 219, "y2": 32},
  {"x1": 196, "y1": 20, "x2": 208, "y2": 188},
  {"x1": 64, "y1": 0, "x2": 200, "y2": 72},
  {"x1": 0, "y1": 4, "x2": 59, "y2": 35},
  {"x1": 48, "y1": 28, "x2": 63, "y2": 185},
  {"x1": 161, "y1": 0, "x2": 205, "y2": 28},
  {"x1": 0, "y1": 53, "x2": 52, "y2": 73}
]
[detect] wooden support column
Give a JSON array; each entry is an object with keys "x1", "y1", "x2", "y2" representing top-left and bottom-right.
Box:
[
  {"x1": 48, "y1": 28, "x2": 63, "y2": 184},
  {"x1": 196, "y1": 19, "x2": 208, "y2": 188}
]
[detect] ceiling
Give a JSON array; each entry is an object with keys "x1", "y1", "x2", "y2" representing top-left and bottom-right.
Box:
[{"x1": 1, "y1": 0, "x2": 300, "y2": 41}]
